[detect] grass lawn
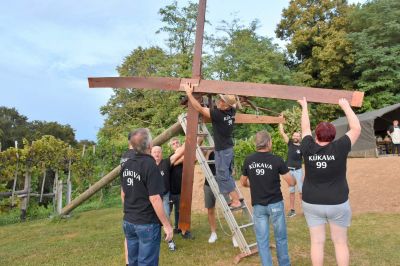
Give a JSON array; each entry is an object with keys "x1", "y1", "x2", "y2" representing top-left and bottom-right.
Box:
[{"x1": 0, "y1": 207, "x2": 399, "y2": 265}]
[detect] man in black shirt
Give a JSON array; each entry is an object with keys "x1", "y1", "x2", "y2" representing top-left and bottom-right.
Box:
[
  {"x1": 279, "y1": 122, "x2": 303, "y2": 218},
  {"x1": 240, "y1": 131, "x2": 295, "y2": 266},
  {"x1": 185, "y1": 83, "x2": 242, "y2": 209},
  {"x1": 151, "y1": 145, "x2": 185, "y2": 250},
  {"x1": 121, "y1": 128, "x2": 173, "y2": 266}
]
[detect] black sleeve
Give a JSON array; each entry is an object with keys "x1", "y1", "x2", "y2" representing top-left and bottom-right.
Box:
[
  {"x1": 165, "y1": 158, "x2": 171, "y2": 169},
  {"x1": 210, "y1": 107, "x2": 220, "y2": 123},
  {"x1": 144, "y1": 159, "x2": 164, "y2": 196},
  {"x1": 335, "y1": 135, "x2": 352, "y2": 155},
  {"x1": 242, "y1": 157, "x2": 249, "y2": 176},
  {"x1": 300, "y1": 135, "x2": 314, "y2": 155},
  {"x1": 278, "y1": 157, "x2": 290, "y2": 175}
]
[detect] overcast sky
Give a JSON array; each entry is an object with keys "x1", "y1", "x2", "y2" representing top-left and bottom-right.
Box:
[{"x1": 0, "y1": 0, "x2": 365, "y2": 141}]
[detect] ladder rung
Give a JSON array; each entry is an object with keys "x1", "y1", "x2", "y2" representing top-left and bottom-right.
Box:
[
  {"x1": 197, "y1": 132, "x2": 208, "y2": 136},
  {"x1": 248, "y1": 243, "x2": 258, "y2": 248},
  {"x1": 230, "y1": 204, "x2": 247, "y2": 212},
  {"x1": 200, "y1": 146, "x2": 214, "y2": 151},
  {"x1": 206, "y1": 160, "x2": 215, "y2": 164},
  {"x1": 239, "y1": 222, "x2": 254, "y2": 229}
]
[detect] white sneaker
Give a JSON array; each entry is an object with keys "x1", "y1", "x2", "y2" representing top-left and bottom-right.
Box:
[
  {"x1": 208, "y1": 232, "x2": 217, "y2": 243},
  {"x1": 232, "y1": 236, "x2": 239, "y2": 248}
]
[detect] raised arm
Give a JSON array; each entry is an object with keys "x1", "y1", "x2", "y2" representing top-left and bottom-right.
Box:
[
  {"x1": 184, "y1": 82, "x2": 211, "y2": 118},
  {"x1": 298, "y1": 97, "x2": 312, "y2": 137},
  {"x1": 338, "y1": 98, "x2": 361, "y2": 146},
  {"x1": 278, "y1": 120, "x2": 289, "y2": 144},
  {"x1": 170, "y1": 143, "x2": 185, "y2": 165}
]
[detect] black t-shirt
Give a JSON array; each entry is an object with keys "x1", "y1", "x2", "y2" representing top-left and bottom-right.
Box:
[
  {"x1": 242, "y1": 152, "x2": 289, "y2": 206},
  {"x1": 301, "y1": 135, "x2": 352, "y2": 205},
  {"x1": 120, "y1": 153, "x2": 164, "y2": 224},
  {"x1": 210, "y1": 107, "x2": 236, "y2": 151},
  {"x1": 157, "y1": 158, "x2": 171, "y2": 195},
  {"x1": 205, "y1": 152, "x2": 216, "y2": 186},
  {"x1": 287, "y1": 141, "x2": 302, "y2": 169},
  {"x1": 120, "y1": 149, "x2": 137, "y2": 166},
  {"x1": 169, "y1": 157, "x2": 183, "y2": 195}
]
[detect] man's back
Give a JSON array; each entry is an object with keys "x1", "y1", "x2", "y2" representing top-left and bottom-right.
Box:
[
  {"x1": 242, "y1": 152, "x2": 289, "y2": 206},
  {"x1": 121, "y1": 153, "x2": 164, "y2": 224}
]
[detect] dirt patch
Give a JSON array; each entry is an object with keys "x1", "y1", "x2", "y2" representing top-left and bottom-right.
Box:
[{"x1": 191, "y1": 156, "x2": 400, "y2": 215}]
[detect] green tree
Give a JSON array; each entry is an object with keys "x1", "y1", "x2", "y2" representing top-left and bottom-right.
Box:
[
  {"x1": 276, "y1": 0, "x2": 356, "y2": 89},
  {"x1": 0, "y1": 107, "x2": 29, "y2": 150},
  {"x1": 99, "y1": 2, "x2": 201, "y2": 152},
  {"x1": 348, "y1": 0, "x2": 400, "y2": 110},
  {"x1": 28, "y1": 121, "x2": 77, "y2": 146},
  {"x1": 207, "y1": 19, "x2": 296, "y2": 139}
]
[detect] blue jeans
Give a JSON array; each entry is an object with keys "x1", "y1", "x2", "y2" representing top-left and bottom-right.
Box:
[
  {"x1": 123, "y1": 220, "x2": 161, "y2": 266},
  {"x1": 214, "y1": 147, "x2": 236, "y2": 194},
  {"x1": 253, "y1": 201, "x2": 290, "y2": 266},
  {"x1": 169, "y1": 193, "x2": 180, "y2": 229},
  {"x1": 162, "y1": 192, "x2": 170, "y2": 218}
]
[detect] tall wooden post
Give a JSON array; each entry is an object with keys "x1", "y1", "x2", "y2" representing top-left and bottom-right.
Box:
[
  {"x1": 178, "y1": 0, "x2": 207, "y2": 233},
  {"x1": 66, "y1": 145, "x2": 72, "y2": 205},
  {"x1": 11, "y1": 141, "x2": 19, "y2": 207},
  {"x1": 20, "y1": 169, "x2": 31, "y2": 221},
  {"x1": 39, "y1": 167, "x2": 46, "y2": 203},
  {"x1": 56, "y1": 180, "x2": 63, "y2": 214}
]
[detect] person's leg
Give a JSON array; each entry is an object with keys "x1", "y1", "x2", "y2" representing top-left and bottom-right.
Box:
[
  {"x1": 174, "y1": 194, "x2": 180, "y2": 230},
  {"x1": 329, "y1": 223, "x2": 349, "y2": 266},
  {"x1": 253, "y1": 205, "x2": 273, "y2": 266},
  {"x1": 215, "y1": 148, "x2": 240, "y2": 207},
  {"x1": 295, "y1": 169, "x2": 304, "y2": 209},
  {"x1": 270, "y1": 201, "x2": 290, "y2": 266},
  {"x1": 289, "y1": 191, "x2": 295, "y2": 210},
  {"x1": 123, "y1": 220, "x2": 139, "y2": 266},
  {"x1": 207, "y1": 207, "x2": 216, "y2": 233},
  {"x1": 124, "y1": 238, "x2": 128, "y2": 265},
  {"x1": 162, "y1": 192, "x2": 171, "y2": 218},
  {"x1": 309, "y1": 225, "x2": 326, "y2": 266},
  {"x1": 137, "y1": 223, "x2": 161, "y2": 266}
]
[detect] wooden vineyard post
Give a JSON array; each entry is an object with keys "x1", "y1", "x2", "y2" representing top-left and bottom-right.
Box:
[
  {"x1": 56, "y1": 180, "x2": 63, "y2": 214},
  {"x1": 66, "y1": 145, "x2": 72, "y2": 205},
  {"x1": 20, "y1": 169, "x2": 31, "y2": 221},
  {"x1": 39, "y1": 167, "x2": 47, "y2": 203},
  {"x1": 11, "y1": 140, "x2": 19, "y2": 207}
]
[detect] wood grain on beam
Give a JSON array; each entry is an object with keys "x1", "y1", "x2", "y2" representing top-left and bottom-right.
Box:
[
  {"x1": 203, "y1": 114, "x2": 285, "y2": 124},
  {"x1": 89, "y1": 76, "x2": 363, "y2": 107}
]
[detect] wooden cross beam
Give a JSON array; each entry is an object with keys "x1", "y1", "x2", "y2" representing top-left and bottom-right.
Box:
[{"x1": 88, "y1": 0, "x2": 364, "y2": 233}]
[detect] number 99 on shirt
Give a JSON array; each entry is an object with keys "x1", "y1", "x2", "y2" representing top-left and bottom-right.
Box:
[
  {"x1": 316, "y1": 162, "x2": 327, "y2": 169},
  {"x1": 256, "y1": 169, "x2": 265, "y2": 175}
]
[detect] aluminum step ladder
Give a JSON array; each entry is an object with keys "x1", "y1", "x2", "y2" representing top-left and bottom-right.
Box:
[{"x1": 178, "y1": 113, "x2": 258, "y2": 263}]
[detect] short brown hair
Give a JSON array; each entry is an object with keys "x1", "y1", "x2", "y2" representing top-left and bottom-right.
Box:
[{"x1": 255, "y1": 131, "x2": 271, "y2": 150}]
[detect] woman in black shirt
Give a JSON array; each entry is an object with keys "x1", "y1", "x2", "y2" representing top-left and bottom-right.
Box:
[{"x1": 298, "y1": 97, "x2": 361, "y2": 266}]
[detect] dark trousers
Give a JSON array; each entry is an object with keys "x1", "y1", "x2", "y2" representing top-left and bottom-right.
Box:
[
  {"x1": 392, "y1": 143, "x2": 400, "y2": 155},
  {"x1": 169, "y1": 193, "x2": 180, "y2": 229}
]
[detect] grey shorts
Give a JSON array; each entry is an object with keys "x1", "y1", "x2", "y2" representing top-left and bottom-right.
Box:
[
  {"x1": 302, "y1": 200, "x2": 352, "y2": 228},
  {"x1": 289, "y1": 168, "x2": 303, "y2": 193},
  {"x1": 204, "y1": 184, "x2": 229, "y2": 209}
]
